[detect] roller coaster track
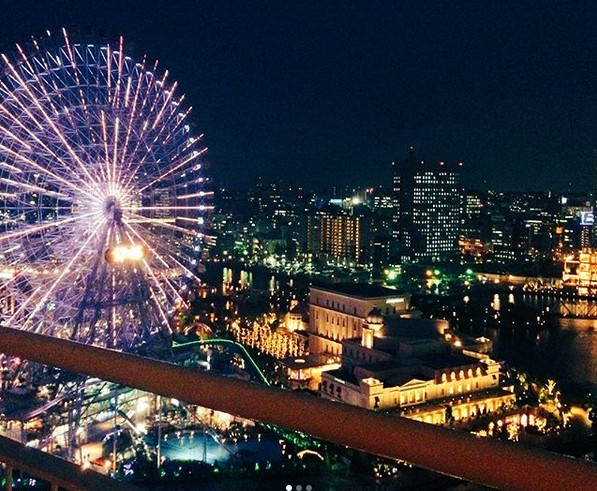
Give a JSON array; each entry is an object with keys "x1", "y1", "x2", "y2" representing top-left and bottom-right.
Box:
[{"x1": 172, "y1": 338, "x2": 271, "y2": 386}]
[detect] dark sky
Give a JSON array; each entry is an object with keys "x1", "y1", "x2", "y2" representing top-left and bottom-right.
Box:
[{"x1": 1, "y1": 1, "x2": 597, "y2": 192}]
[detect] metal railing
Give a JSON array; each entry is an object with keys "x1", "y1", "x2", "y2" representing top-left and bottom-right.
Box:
[
  {"x1": 0, "y1": 434, "x2": 138, "y2": 491},
  {"x1": 0, "y1": 326, "x2": 596, "y2": 491}
]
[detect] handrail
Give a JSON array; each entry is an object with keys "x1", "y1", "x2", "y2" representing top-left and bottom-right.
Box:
[
  {"x1": 0, "y1": 435, "x2": 138, "y2": 491},
  {"x1": 0, "y1": 326, "x2": 595, "y2": 491}
]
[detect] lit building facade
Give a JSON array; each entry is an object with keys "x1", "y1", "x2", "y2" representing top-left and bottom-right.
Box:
[
  {"x1": 562, "y1": 248, "x2": 597, "y2": 295},
  {"x1": 321, "y1": 353, "x2": 507, "y2": 410},
  {"x1": 392, "y1": 148, "x2": 461, "y2": 263},
  {"x1": 320, "y1": 212, "x2": 361, "y2": 263},
  {"x1": 319, "y1": 314, "x2": 515, "y2": 425},
  {"x1": 308, "y1": 283, "x2": 411, "y2": 356}
]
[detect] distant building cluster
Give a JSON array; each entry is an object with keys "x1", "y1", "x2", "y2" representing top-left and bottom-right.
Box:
[{"x1": 204, "y1": 148, "x2": 596, "y2": 280}]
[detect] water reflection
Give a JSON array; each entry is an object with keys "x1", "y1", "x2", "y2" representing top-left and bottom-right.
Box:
[
  {"x1": 461, "y1": 292, "x2": 597, "y2": 387},
  {"x1": 211, "y1": 265, "x2": 597, "y2": 389},
  {"x1": 491, "y1": 294, "x2": 500, "y2": 311}
]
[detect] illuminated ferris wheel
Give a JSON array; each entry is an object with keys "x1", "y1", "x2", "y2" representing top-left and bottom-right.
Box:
[{"x1": 0, "y1": 29, "x2": 210, "y2": 350}]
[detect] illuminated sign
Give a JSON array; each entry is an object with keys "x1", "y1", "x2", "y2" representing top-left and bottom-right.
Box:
[{"x1": 581, "y1": 211, "x2": 594, "y2": 226}]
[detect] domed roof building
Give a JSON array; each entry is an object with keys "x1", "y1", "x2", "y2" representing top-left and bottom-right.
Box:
[{"x1": 366, "y1": 307, "x2": 384, "y2": 326}]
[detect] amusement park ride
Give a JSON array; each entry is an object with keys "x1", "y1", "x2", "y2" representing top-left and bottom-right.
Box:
[{"x1": 0, "y1": 28, "x2": 212, "y2": 467}]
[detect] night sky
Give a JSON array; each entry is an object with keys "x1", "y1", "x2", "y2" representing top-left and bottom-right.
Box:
[{"x1": 1, "y1": 1, "x2": 597, "y2": 192}]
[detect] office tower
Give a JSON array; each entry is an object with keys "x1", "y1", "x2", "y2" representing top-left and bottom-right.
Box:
[{"x1": 392, "y1": 148, "x2": 461, "y2": 263}]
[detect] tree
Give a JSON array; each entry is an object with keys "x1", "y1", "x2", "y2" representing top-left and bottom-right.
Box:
[{"x1": 444, "y1": 406, "x2": 454, "y2": 425}]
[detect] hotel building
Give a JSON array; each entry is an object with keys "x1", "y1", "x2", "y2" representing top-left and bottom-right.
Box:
[
  {"x1": 314, "y1": 297, "x2": 514, "y2": 425},
  {"x1": 307, "y1": 283, "x2": 412, "y2": 356}
]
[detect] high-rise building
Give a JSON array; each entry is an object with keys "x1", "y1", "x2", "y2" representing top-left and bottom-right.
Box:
[
  {"x1": 317, "y1": 207, "x2": 373, "y2": 265},
  {"x1": 392, "y1": 148, "x2": 462, "y2": 263}
]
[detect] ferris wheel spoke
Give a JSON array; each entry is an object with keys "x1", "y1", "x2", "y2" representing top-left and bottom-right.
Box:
[
  {"x1": 121, "y1": 225, "x2": 185, "y2": 312},
  {"x1": 0, "y1": 211, "x2": 101, "y2": 244},
  {"x1": 0, "y1": 176, "x2": 70, "y2": 200},
  {"x1": 124, "y1": 223, "x2": 203, "y2": 283},
  {"x1": 163, "y1": 253, "x2": 202, "y2": 283},
  {"x1": 124, "y1": 213, "x2": 199, "y2": 236},
  {"x1": 118, "y1": 74, "x2": 177, "y2": 189},
  {"x1": 103, "y1": 114, "x2": 121, "y2": 192},
  {"x1": 136, "y1": 147, "x2": 207, "y2": 193},
  {"x1": 119, "y1": 115, "x2": 185, "y2": 193},
  {"x1": 150, "y1": 79, "x2": 177, "y2": 131},
  {"x1": 0, "y1": 145, "x2": 97, "y2": 200},
  {"x1": 60, "y1": 29, "x2": 91, "y2": 112},
  {"x1": 7, "y1": 223, "x2": 102, "y2": 326},
  {"x1": 118, "y1": 56, "x2": 147, "y2": 181},
  {"x1": 0, "y1": 176, "x2": 72, "y2": 201},
  {"x1": 111, "y1": 36, "x2": 125, "y2": 110},
  {"x1": 0, "y1": 106, "x2": 100, "y2": 197},
  {"x1": 123, "y1": 205, "x2": 211, "y2": 212},
  {"x1": 16, "y1": 43, "x2": 70, "y2": 120},
  {"x1": 122, "y1": 220, "x2": 199, "y2": 286},
  {"x1": 119, "y1": 106, "x2": 180, "y2": 191},
  {"x1": 121, "y1": 220, "x2": 175, "y2": 270},
  {"x1": 99, "y1": 110, "x2": 113, "y2": 186},
  {"x1": 27, "y1": 39, "x2": 100, "y2": 182},
  {"x1": 0, "y1": 54, "x2": 102, "y2": 191},
  {"x1": 112, "y1": 65, "x2": 175, "y2": 193},
  {"x1": 177, "y1": 190, "x2": 213, "y2": 200}
]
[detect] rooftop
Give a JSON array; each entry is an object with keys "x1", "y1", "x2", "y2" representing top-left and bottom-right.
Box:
[
  {"x1": 288, "y1": 301, "x2": 309, "y2": 317},
  {"x1": 281, "y1": 353, "x2": 333, "y2": 370},
  {"x1": 416, "y1": 353, "x2": 484, "y2": 370},
  {"x1": 387, "y1": 371, "x2": 434, "y2": 387},
  {"x1": 325, "y1": 368, "x2": 359, "y2": 385},
  {"x1": 310, "y1": 282, "x2": 407, "y2": 299}
]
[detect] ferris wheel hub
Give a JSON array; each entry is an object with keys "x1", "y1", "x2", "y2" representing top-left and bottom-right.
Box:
[
  {"x1": 104, "y1": 195, "x2": 123, "y2": 223},
  {"x1": 104, "y1": 195, "x2": 119, "y2": 212}
]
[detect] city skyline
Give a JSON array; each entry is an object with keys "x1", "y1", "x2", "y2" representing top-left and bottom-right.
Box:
[
  {"x1": 0, "y1": 4, "x2": 595, "y2": 490},
  {"x1": 1, "y1": 1, "x2": 596, "y2": 191}
]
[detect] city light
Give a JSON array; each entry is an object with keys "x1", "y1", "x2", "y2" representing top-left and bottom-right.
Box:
[{"x1": 0, "y1": 7, "x2": 595, "y2": 491}]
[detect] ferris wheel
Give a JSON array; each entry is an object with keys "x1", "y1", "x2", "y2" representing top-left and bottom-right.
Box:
[{"x1": 0, "y1": 29, "x2": 210, "y2": 350}]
